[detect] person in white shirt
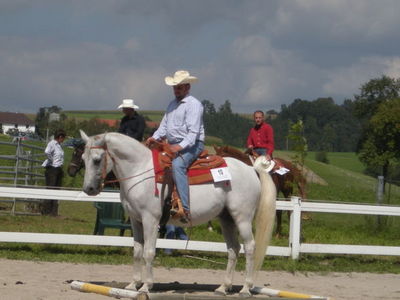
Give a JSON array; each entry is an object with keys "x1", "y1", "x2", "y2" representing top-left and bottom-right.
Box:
[
  {"x1": 42, "y1": 129, "x2": 66, "y2": 216},
  {"x1": 146, "y1": 70, "x2": 205, "y2": 223}
]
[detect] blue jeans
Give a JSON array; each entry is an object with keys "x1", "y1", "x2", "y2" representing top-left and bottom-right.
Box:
[
  {"x1": 165, "y1": 224, "x2": 188, "y2": 240},
  {"x1": 172, "y1": 140, "x2": 204, "y2": 211},
  {"x1": 254, "y1": 148, "x2": 267, "y2": 156}
]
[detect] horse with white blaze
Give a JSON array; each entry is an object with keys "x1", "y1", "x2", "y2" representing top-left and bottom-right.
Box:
[{"x1": 80, "y1": 130, "x2": 276, "y2": 296}]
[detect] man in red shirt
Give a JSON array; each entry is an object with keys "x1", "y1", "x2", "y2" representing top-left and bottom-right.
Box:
[{"x1": 246, "y1": 110, "x2": 274, "y2": 159}]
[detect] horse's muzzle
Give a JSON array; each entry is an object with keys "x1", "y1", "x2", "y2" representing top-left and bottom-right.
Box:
[{"x1": 83, "y1": 185, "x2": 101, "y2": 196}]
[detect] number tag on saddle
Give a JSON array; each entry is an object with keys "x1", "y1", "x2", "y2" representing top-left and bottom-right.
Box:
[
  {"x1": 211, "y1": 167, "x2": 232, "y2": 182},
  {"x1": 274, "y1": 167, "x2": 290, "y2": 175}
]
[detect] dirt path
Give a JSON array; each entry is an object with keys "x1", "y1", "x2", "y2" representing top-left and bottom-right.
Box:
[{"x1": 1, "y1": 259, "x2": 400, "y2": 299}]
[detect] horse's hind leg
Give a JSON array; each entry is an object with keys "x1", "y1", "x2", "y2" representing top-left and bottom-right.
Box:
[
  {"x1": 236, "y1": 219, "x2": 256, "y2": 297},
  {"x1": 126, "y1": 219, "x2": 144, "y2": 291},
  {"x1": 215, "y1": 213, "x2": 240, "y2": 296}
]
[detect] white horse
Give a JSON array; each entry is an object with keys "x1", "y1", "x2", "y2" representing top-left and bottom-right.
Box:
[{"x1": 80, "y1": 131, "x2": 276, "y2": 296}]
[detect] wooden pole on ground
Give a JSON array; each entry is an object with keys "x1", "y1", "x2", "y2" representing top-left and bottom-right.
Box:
[
  {"x1": 71, "y1": 281, "x2": 140, "y2": 299},
  {"x1": 251, "y1": 286, "x2": 333, "y2": 299},
  {"x1": 71, "y1": 281, "x2": 333, "y2": 300}
]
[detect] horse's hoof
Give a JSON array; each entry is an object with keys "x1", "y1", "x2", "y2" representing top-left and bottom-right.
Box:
[
  {"x1": 239, "y1": 287, "x2": 252, "y2": 297},
  {"x1": 138, "y1": 286, "x2": 149, "y2": 293},
  {"x1": 214, "y1": 286, "x2": 227, "y2": 296},
  {"x1": 125, "y1": 282, "x2": 138, "y2": 291}
]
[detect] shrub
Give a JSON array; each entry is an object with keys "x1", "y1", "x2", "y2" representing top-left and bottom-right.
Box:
[{"x1": 315, "y1": 151, "x2": 329, "y2": 164}]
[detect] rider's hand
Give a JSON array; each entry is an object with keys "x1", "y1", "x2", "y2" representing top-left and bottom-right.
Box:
[
  {"x1": 169, "y1": 144, "x2": 182, "y2": 154},
  {"x1": 145, "y1": 137, "x2": 156, "y2": 146}
]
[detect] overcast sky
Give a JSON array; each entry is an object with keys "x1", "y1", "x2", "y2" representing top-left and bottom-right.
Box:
[{"x1": 1, "y1": 0, "x2": 400, "y2": 114}]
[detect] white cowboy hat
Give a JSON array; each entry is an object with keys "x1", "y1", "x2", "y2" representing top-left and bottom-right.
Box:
[
  {"x1": 253, "y1": 156, "x2": 276, "y2": 174},
  {"x1": 165, "y1": 70, "x2": 198, "y2": 86},
  {"x1": 117, "y1": 99, "x2": 139, "y2": 109}
]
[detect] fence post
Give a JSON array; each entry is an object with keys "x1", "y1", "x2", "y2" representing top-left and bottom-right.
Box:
[
  {"x1": 11, "y1": 138, "x2": 22, "y2": 215},
  {"x1": 376, "y1": 175, "x2": 385, "y2": 227},
  {"x1": 289, "y1": 196, "x2": 301, "y2": 259},
  {"x1": 376, "y1": 176, "x2": 384, "y2": 205}
]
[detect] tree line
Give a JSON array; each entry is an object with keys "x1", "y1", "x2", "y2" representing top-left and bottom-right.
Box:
[
  {"x1": 201, "y1": 75, "x2": 399, "y2": 181},
  {"x1": 201, "y1": 97, "x2": 361, "y2": 152},
  {"x1": 33, "y1": 75, "x2": 399, "y2": 181}
]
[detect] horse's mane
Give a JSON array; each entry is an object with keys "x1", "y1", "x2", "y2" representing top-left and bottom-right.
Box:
[{"x1": 92, "y1": 132, "x2": 148, "y2": 149}]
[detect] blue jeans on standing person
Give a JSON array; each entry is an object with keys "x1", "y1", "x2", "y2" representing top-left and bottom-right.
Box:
[
  {"x1": 171, "y1": 140, "x2": 204, "y2": 212},
  {"x1": 164, "y1": 224, "x2": 188, "y2": 255},
  {"x1": 165, "y1": 224, "x2": 188, "y2": 240}
]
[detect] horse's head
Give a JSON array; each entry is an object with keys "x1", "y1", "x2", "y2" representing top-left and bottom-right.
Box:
[
  {"x1": 80, "y1": 130, "x2": 114, "y2": 196},
  {"x1": 67, "y1": 142, "x2": 85, "y2": 177}
]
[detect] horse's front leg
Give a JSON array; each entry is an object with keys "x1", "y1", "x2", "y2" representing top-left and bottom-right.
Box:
[
  {"x1": 138, "y1": 213, "x2": 159, "y2": 293},
  {"x1": 125, "y1": 219, "x2": 144, "y2": 291}
]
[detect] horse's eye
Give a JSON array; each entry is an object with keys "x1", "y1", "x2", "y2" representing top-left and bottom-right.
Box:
[{"x1": 93, "y1": 158, "x2": 101, "y2": 165}]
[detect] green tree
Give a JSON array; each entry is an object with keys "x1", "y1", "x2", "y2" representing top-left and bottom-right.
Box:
[
  {"x1": 288, "y1": 120, "x2": 307, "y2": 168},
  {"x1": 354, "y1": 75, "x2": 400, "y2": 122},
  {"x1": 35, "y1": 106, "x2": 66, "y2": 138},
  {"x1": 202, "y1": 100, "x2": 216, "y2": 115},
  {"x1": 202, "y1": 100, "x2": 252, "y2": 147},
  {"x1": 272, "y1": 98, "x2": 360, "y2": 152},
  {"x1": 353, "y1": 76, "x2": 400, "y2": 179},
  {"x1": 357, "y1": 98, "x2": 400, "y2": 179}
]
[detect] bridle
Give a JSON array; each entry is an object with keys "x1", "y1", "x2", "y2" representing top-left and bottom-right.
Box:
[{"x1": 88, "y1": 142, "x2": 154, "y2": 191}]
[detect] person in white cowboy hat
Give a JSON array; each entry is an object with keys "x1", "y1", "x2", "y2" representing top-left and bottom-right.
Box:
[
  {"x1": 117, "y1": 98, "x2": 146, "y2": 141},
  {"x1": 146, "y1": 70, "x2": 205, "y2": 223}
]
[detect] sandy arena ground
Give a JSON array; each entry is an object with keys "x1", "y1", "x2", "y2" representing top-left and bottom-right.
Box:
[{"x1": 1, "y1": 259, "x2": 400, "y2": 300}]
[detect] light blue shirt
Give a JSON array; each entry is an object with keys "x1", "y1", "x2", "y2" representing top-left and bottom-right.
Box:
[
  {"x1": 42, "y1": 139, "x2": 64, "y2": 167},
  {"x1": 153, "y1": 95, "x2": 205, "y2": 149}
]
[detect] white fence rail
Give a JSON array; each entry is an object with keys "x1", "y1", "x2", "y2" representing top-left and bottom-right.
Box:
[{"x1": 1, "y1": 186, "x2": 400, "y2": 259}]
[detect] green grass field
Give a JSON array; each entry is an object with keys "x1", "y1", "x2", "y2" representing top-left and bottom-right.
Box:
[{"x1": 1, "y1": 133, "x2": 400, "y2": 273}]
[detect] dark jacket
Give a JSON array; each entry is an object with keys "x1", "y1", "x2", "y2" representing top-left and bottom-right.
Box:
[{"x1": 118, "y1": 112, "x2": 146, "y2": 141}]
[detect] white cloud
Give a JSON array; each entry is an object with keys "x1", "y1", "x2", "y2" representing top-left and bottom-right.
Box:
[
  {"x1": 273, "y1": 0, "x2": 400, "y2": 41},
  {"x1": 2, "y1": 1, "x2": 400, "y2": 114},
  {"x1": 322, "y1": 56, "x2": 400, "y2": 98},
  {"x1": 0, "y1": 36, "x2": 167, "y2": 112}
]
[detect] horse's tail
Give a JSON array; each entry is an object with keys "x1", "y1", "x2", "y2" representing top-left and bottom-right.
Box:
[{"x1": 253, "y1": 156, "x2": 277, "y2": 274}]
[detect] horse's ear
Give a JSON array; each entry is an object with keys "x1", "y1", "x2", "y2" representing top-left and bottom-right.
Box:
[{"x1": 80, "y1": 130, "x2": 89, "y2": 143}]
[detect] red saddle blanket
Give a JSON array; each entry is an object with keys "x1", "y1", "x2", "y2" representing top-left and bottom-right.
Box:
[{"x1": 151, "y1": 148, "x2": 227, "y2": 185}]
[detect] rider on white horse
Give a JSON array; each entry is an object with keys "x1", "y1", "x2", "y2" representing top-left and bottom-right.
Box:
[{"x1": 146, "y1": 70, "x2": 205, "y2": 223}]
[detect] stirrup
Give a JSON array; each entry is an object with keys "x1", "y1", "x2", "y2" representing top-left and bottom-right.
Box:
[{"x1": 170, "y1": 208, "x2": 190, "y2": 224}]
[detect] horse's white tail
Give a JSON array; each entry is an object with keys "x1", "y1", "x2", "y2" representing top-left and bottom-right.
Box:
[{"x1": 253, "y1": 157, "x2": 277, "y2": 274}]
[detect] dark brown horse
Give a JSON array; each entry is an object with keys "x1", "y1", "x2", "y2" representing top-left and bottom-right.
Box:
[
  {"x1": 214, "y1": 145, "x2": 306, "y2": 237},
  {"x1": 67, "y1": 142, "x2": 85, "y2": 177}
]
